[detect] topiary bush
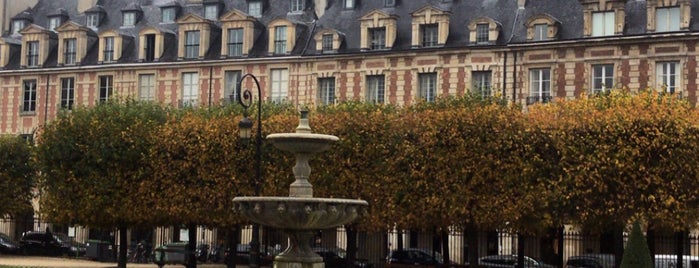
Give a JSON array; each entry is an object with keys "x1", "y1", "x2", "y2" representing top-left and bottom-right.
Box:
[{"x1": 620, "y1": 221, "x2": 653, "y2": 268}]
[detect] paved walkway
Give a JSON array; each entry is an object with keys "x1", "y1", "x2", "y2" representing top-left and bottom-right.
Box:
[{"x1": 0, "y1": 255, "x2": 232, "y2": 268}]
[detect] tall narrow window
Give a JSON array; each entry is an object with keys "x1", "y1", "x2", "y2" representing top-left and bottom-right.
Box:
[
  {"x1": 228, "y1": 28, "x2": 244, "y2": 57},
  {"x1": 249, "y1": 1, "x2": 262, "y2": 18},
  {"x1": 385, "y1": 0, "x2": 395, "y2": 7},
  {"x1": 476, "y1": 24, "x2": 489, "y2": 44},
  {"x1": 270, "y1": 69, "x2": 288, "y2": 102},
  {"x1": 86, "y1": 14, "x2": 100, "y2": 28},
  {"x1": 322, "y1": 34, "x2": 333, "y2": 53},
  {"x1": 421, "y1": 24, "x2": 438, "y2": 47},
  {"x1": 182, "y1": 72, "x2": 199, "y2": 107},
  {"x1": 139, "y1": 74, "x2": 155, "y2": 101},
  {"x1": 290, "y1": 0, "x2": 304, "y2": 12},
  {"x1": 26, "y1": 41, "x2": 39, "y2": 67},
  {"x1": 185, "y1": 30, "x2": 200, "y2": 59},
  {"x1": 63, "y1": 38, "x2": 77, "y2": 65},
  {"x1": 205, "y1": 5, "x2": 218, "y2": 20},
  {"x1": 162, "y1": 7, "x2": 176, "y2": 23},
  {"x1": 370, "y1": 27, "x2": 386, "y2": 50},
  {"x1": 472, "y1": 71, "x2": 492, "y2": 97},
  {"x1": 529, "y1": 68, "x2": 551, "y2": 104},
  {"x1": 144, "y1": 34, "x2": 156, "y2": 62},
  {"x1": 656, "y1": 7, "x2": 680, "y2": 32},
  {"x1": 592, "y1": 11, "x2": 614, "y2": 36},
  {"x1": 419, "y1": 73, "x2": 437, "y2": 102},
  {"x1": 99, "y1": 75, "x2": 113, "y2": 103},
  {"x1": 366, "y1": 75, "x2": 385, "y2": 103},
  {"x1": 274, "y1": 26, "x2": 287, "y2": 54},
  {"x1": 123, "y1": 12, "x2": 136, "y2": 27},
  {"x1": 12, "y1": 20, "x2": 25, "y2": 35},
  {"x1": 103, "y1": 37, "x2": 114, "y2": 62},
  {"x1": 60, "y1": 77, "x2": 74, "y2": 110},
  {"x1": 657, "y1": 61, "x2": 680, "y2": 93},
  {"x1": 22, "y1": 80, "x2": 37, "y2": 113},
  {"x1": 318, "y1": 77, "x2": 335, "y2": 105},
  {"x1": 344, "y1": 0, "x2": 354, "y2": 9},
  {"x1": 224, "y1": 71, "x2": 242, "y2": 103},
  {"x1": 49, "y1": 17, "x2": 61, "y2": 31},
  {"x1": 592, "y1": 64, "x2": 614, "y2": 94},
  {"x1": 534, "y1": 24, "x2": 548, "y2": 41}
]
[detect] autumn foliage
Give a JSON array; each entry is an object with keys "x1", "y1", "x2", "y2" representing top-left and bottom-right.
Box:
[{"x1": 32, "y1": 90, "x2": 699, "y2": 236}]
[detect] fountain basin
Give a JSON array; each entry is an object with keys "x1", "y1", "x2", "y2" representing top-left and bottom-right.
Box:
[
  {"x1": 233, "y1": 196, "x2": 368, "y2": 230},
  {"x1": 267, "y1": 133, "x2": 339, "y2": 153}
]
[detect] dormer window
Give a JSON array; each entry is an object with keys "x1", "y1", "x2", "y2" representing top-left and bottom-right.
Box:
[
  {"x1": 360, "y1": 11, "x2": 398, "y2": 51},
  {"x1": 26, "y1": 41, "x2": 39, "y2": 67},
  {"x1": 12, "y1": 20, "x2": 26, "y2": 35},
  {"x1": 290, "y1": 0, "x2": 304, "y2": 12},
  {"x1": 274, "y1": 26, "x2": 287, "y2": 54},
  {"x1": 314, "y1": 29, "x2": 343, "y2": 54},
  {"x1": 49, "y1": 17, "x2": 61, "y2": 31},
  {"x1": 370, "y1": 28, "x2": 386, "y2": 49},
  {"x1": 103, "y1": 36, "x2": 114, "y2": 62},
  {"x1": 221, "y1": 9, "x2": 260, "y2": 58},
  {"x1": 63, "y1": 38, "x2": 76, "y2": 65},
  {"x1": 177, "y1": 14, "x2": 219, "y2": 60},
  {"x1": 185, "y1": 30, "x2": 200, "y2": 59},
  {"x1": 123, "y1": 12, "x2": 136, "y2": 26},
  {"x1": 249, "y1": 1, "x2": 262, "y2": 18},
  {"x1": 86, "y1": 14, "x2": 100, "y2": 28},
  {"x1": 592, "y1": 11, "x2": 614, "y2": 36},
  {"x1": 344, "y1": 0, "x2": 354, "y2": 9},
  {"x1": 468, "y1": 17, "x2": 500, "y2": 45},
  {"x1": 526, "y1": 14, "x2": 559, "y2": 42},
  {"x1": 580, "y1": 0, "x2": 625, "y2": 37},
  {"x1": 411, "y1": 6, "x2": 450, "y2": 48},
  {"x1": 385, "y1": 0, "x2": 396, "y2": 7},
  {"x1": 162, "y1": 7, "x2": 177, "y2": 23},
  {"x1": 656, "y1": 6, "x2": 680, "y2": 32},
  {"x1": 204, "y1": 4, "x2": 219, "y2": 20},
  {"x1": 322, "y1": 34, "x2": 332, "y2": 52},
  {"x1": 227, "y1": 28, "x2": 243, "y2": 56},
  {"x1": 267, "y1": 19, "x2": 296, "y2": 55}
]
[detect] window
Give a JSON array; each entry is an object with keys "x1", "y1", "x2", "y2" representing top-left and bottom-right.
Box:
[
  {"x1": 366, "y1": 75, "x2": 385, "y2": 103},
  {"x1": 205, "y1": 5, "x2": 218, "y2": 20},
  {"x1": 249, "y1": 1, "x2": 262, "y2": 18},
  {"x1": 318, "y1": 77, "x2": 335, "y2": 105},
  {"x1": 22, "y1": 80, "x2": 37, "y2": 113},
  {"x1": 592, "y1": 64, "x2": 614, "y2": 94},
  {"x1": 103, "y1": 37, "x2": 114, "y2": 62},
  {"x1": 182, "y1": 72, "x2": 199, "y2": 107},
  {"x1": 26, "y1": 41, "x2": 39, "y2": 67},
  {"x1": 274, "y1": 26, "x2": 287, "y2": 54},
  {"x1": 185, "y1": 30, "x2": 200, "y2": 59},
  {"x1": 322, "y1": 34, "x2": 333, "y2": 53},
  {"x1": 99, "y1": 75, "x2": 113, "y2": 103},
  {"x1": 139, "y1": 74, "x2": 155, "y2": 101},
  {"x1": 476, "y1": 24, "x2": 489, "y2": 44},
  {"x1": 12, "y1": 20, "x2": 25, "y2": 35},
  {"x1": 529, "y1": 68, "x2": 551, "y2": 104},
  {"x1": 224, "y1": 71, "x2": 241, "y2": 103},
  {"x1": 64, "y1": 38, "x2": 76, "y2": 65},
  {"x1": 228, "y1": 28, "x2": 244, "y2": 56},
  {"x1": 472, "y1": 71, "x2": 492, "y2": 97},
  {"x1": 123, "y1": 12, "x2": 136, "y2": 27},
  {"x1": 534, "y1": 24, "x2": 548, "y2": 41},
  {"x1": 344, "y1": 0, "x2": 354, "y2": 9},
  {"x1": 419, "y1": 73, "x2": 437, "y2": 102},
  {"x1": 270, "y1": 69, "x2": 288, "y2": 102},
  {"x1": 421, "y1": 24, "x2": 438, "y2": 47},
  {"x1": 385, "y1": 0, "x2": 395, "y2": 7},
  {"x1": 49, "y1": 17, "x2": 61, "y2": 31},
  {"x1": 144, "y1": 34, "x2": 155, "y2": 62},
  {"x1": 657, "y1": 61, "x2": 680, "y2": 93},
  {"x1": 162, "y1": 7, "x2": 176, "y2": 23},
  {"x1": 592, "y1": 11, "x2": 614, "y2": 37},
  {"x1": 290, "y1": 0, "x2": 304, "y2": 12},
  {"x1": 656, "y1": 7, "x2": 680, "y2": 32},
  {"x1": 86, "y1": 14, "x2": 100, "y2": 28},
  {"x1": 370, "y1": 27, "x2": 386, "y2": 50},
  {"x1": 60, "y1": 77, "x2": 74, "y2": 110}
]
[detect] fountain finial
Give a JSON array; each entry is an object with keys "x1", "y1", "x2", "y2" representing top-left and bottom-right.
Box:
[{"x1": 296, "y1": 109, "x2": 312, "y2": 134}]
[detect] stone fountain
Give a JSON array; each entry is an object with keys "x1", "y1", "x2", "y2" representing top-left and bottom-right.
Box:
[{"x1": 233, "y1": 110, "x2": 368, "y2": 268}]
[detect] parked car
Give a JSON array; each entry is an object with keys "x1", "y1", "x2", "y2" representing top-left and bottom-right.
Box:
[
  {"x1": 654, "y1": 254, "x2": 699, "y2": 268},
  {"x1": 478, "y1": 255, "x2": 555, "y2": 268},
  {"x1": 53, "y1": 232, "x2": 87, "y2": 256},
  {"x1": 18, "y1": 231, "x2": 63, "y2": 256},
  {"x1": 313, "y1": 247, "x2": 373, "y2": 268},
  {"x1": 565, "y1": 254, "x2": 615, "y2": 268},
  {"x1": 0, "y1": 233, "x2": 20, "y2": 254},
  {"x1": 386, "y1": 248, "x2": 444, "y2": 268}
]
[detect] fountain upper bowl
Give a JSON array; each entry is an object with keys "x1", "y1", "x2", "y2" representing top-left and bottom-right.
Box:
[{"x1": 266, "y1": 133, "x2": 339, "y2": 153}]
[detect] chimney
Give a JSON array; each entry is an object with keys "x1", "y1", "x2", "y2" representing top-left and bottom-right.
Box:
[
  {"x1": 517, "y1": 0, "x2": 526, "y2": 9},
  {"x1": 78, "y1": 0, "x2": 98, "y2": 13}
]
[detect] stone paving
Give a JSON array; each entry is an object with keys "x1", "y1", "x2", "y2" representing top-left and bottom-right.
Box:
[{"x1": 0, "y1": 255, "x2": 231, "y2": 268}]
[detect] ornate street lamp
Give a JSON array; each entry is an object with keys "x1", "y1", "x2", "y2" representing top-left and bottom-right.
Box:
[{"x1": 235, "y1": 73, "x2": 262, "y2": 268}]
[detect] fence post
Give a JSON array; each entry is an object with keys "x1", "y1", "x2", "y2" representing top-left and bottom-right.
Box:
[{"x1": 557, "y1": 227, "x2": 564, "y2": 268}]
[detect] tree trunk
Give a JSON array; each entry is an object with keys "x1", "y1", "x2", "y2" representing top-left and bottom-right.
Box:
[
  {"x1": 466, "y1": 223, "x2": 479, "y2": 268},
  {"x1": 517, "y1": 233, "x2": 525, "y2": 268},
  {"x1": 187, "y1": 223, "x2": 197, "y2": 268},
  {"x1": 346, "y1": 225, "x2": 358, "y2": 268},
  {"x1": 117, "y1": 226, "x2": 128, "y2": 268},
  {"x1": 226, "y1": 225, "x2": 239, "y2": 268},
  {"x1": 441, "y1": 228, "x2": 450, "y2": 267}
]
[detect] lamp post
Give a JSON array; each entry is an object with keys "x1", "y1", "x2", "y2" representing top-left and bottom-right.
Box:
[{"x1": 236, "y1": 73, "x2": 262, "y2": 268}]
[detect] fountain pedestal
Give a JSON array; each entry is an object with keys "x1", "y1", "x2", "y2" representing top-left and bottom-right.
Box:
[{"x1": 234, "y1": 111, "x2": 368, "y2": 268}]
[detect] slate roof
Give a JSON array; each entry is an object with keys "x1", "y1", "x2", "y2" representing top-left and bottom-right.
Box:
[{"x1": 4, "y1": 0, "x2": 699, "y2": 70}]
